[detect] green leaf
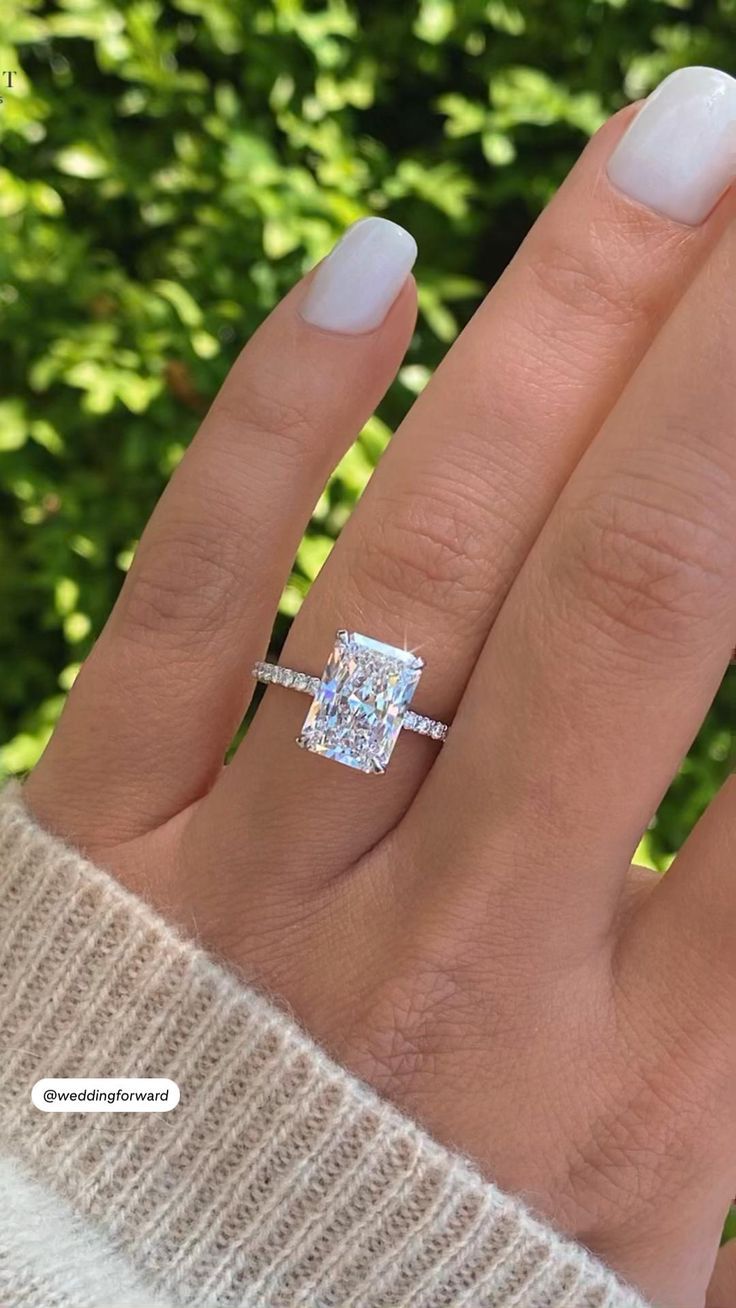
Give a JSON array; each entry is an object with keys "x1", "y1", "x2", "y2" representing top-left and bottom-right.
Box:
[
  {"x1": 723, "y1": 1206, "x2": 736, "y2": 1245},
  {"x1": 414, "y1": 0, "x2": 455, "y2": 42},
  {"x1": 154, "y1": 279, "x2": 203, "y2": 327},
  {"x1": 0, "y1": 399, "x2": 28, "y2": 451},
  {"x1": 1, "y1": 731, "x2": 51, "y2": 775},
  {"x1": 54, "y1": 143, "x2": 110, "y2": 178},
  {"x1": 0, "y1": 169, "x2": 27, "y2": 217},
  {"x1": 482, "y1": 130, "x2": 516, "y2": 165},
  {"x1": 297, "y1": 534, "x2": 334, "y2": 581},
  {"x1": 64, "y1": 612, "x2": 92, "y2": 643},
  {"x1": 55, "y1": 578, "x2": 79, "y2": 617},
  {"x1": 279, "y1": 577, "x2": 308, "y2": 617},
  {"x1": 437, "y1": 93, "x2": 487, "y2": 138}
]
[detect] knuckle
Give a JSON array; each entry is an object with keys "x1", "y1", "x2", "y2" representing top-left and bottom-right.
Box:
[
  {"x1": 346, "y1": 960, "x2": 467, "y2": 1097},
  {"x1": 352, "y1": 482, "x2": 491, "y2": 631},
  {"x1": 525, "y1": 220, "x2": 637, "y2": 328},
  {"x1": 564, "y1": 1013, "x2": 724, "y2": 1233},
  {"x1": 558, "y1": 484, "x2": 731, "y2": 653},
  {"x1": 118, "y1": 373, "x2": 327, "y2": 653},
  {"x1": 211, "y1": 371, "x2": 320, "y2": 464},
  {"x1": 565, "y1": 1095, "x2": 686, "y2": 1228},
  {"x1": 120, "y1": 517, "x2": 244, "y2": 649}
]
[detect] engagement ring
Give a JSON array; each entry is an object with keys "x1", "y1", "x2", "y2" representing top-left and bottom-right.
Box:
[{"x1": 253, "y1": 630, "x2": 449, "y2": 775}]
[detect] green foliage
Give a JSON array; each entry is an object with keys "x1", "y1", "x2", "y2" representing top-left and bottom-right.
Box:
[{"x1": 0, "y1": 0, "x2": 733, "y2": 864}]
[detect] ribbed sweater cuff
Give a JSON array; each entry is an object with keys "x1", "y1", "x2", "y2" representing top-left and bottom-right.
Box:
[{"x1": 0, "y1": 784, "x2": 648, "y2": 1308}]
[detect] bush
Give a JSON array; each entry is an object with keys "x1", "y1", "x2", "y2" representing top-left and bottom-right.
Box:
[{"x1": 1, "y1": 0, "x2": 733, "y2": 865}]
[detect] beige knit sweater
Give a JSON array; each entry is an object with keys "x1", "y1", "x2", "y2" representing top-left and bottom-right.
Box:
[{"x1": 0, "y1": 783, "x2": 649, "y2": 1308}]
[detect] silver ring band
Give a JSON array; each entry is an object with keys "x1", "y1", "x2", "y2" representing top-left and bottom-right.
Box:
[{"x1": 253, "y1": 661, "x2": 448, "y2": 742}]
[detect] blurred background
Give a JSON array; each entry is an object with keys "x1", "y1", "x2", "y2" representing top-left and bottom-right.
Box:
[{"x1": 0, "y1": 0, "x2": 734, "y2": 872}]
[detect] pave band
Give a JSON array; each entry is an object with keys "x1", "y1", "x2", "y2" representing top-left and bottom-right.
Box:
[{"x1": 253, "y1": 661, "x2": 448, "y2": 742}]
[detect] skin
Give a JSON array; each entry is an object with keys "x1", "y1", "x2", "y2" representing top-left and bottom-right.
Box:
[
  {"x1": 24, "y1": 106, "x2": 736, "y2": 1306},
  {"x1": 708, "y1": 1240, "x2": 736, "y2": 1305}
]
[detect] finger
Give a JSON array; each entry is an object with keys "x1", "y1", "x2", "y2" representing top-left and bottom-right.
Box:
[
  {"x1": 613, "y1": 778, "x2": 736, "y2": 1227},
  {"x1": 707, "y1": 1235, "x2": 736, "y2": 1306},
  {"x1": 25, "y1": 220, "x2": 418, "y2": 846},
  {"x1": 413, "y1": 125, "x2": 736, "y2": 943},
  {"x1": 200, "y1": 69, "x2": 736, "y2": 895},
  {"x1": 637, "y1": 769, "x2": 736, "y2": 1007}
]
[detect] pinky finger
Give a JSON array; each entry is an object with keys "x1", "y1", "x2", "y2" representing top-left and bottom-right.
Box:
[{"x1": 707, "y1": 1233, "x2": 736, "y2": 1306}]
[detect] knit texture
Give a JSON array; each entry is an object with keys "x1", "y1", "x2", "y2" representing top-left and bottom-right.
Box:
[
  {"x1": 0, "y1": 784, "x2": 649, "y2": 1308},
  {"x1": 0, "y1": 1155, "x2": 172, "y2": 1308}
]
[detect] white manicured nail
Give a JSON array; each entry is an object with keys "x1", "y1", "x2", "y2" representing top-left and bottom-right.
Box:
[
  {"x1": 300, "y1": 217, "x2": 417, "y2": 334},
  {"x1": 607, "y1": 66, "x2": 736, "y2": 225}
]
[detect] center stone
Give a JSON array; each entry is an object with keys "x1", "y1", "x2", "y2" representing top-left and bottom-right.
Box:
[{"x1": 298, "y1": 631, "x2": 424, "y2": 774}]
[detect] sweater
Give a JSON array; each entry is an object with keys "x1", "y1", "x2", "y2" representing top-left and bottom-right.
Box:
[{"x1": 0, "y1": 783, "x2": 649, "y2": 1308}]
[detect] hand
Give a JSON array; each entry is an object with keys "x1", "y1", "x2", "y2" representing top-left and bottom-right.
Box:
[
  {"x1": 708, "y1": 1241, "x2": 736, "y2": 1307},
  {"x1": 25, "y1": 69, "x2": 736, "y2": 1307}
]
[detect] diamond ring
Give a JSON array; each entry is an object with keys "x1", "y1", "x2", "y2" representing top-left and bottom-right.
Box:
[{"x1": 252, "y1": 629, "x2": 449, "y2": 775}]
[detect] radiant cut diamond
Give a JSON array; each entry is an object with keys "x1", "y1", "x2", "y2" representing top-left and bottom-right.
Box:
[{"x1": 298, "y1": 631, "x2": 424, "y2": 774}]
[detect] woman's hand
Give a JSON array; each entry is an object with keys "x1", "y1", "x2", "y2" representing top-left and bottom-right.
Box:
[
  {"x1": 24, "y1": 68, "x2": 736, "y2": 1307},
  {"x1": 708, "y1": 1240, "x2": 736, "y2": 1307}
]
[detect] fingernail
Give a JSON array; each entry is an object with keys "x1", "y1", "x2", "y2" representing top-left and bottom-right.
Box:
[
  {"x1": 300, "y1": 217, "x2": 417, "y2": 334},
  {"x1": 607, "y1": 66, "x2": 736, "y2": 225}
]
